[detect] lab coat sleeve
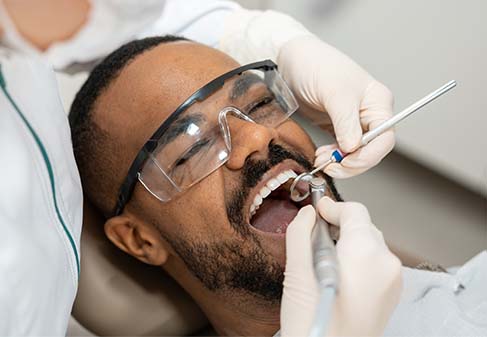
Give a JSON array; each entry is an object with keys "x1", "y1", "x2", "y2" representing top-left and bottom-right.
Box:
[
  {"x1": 0, "y1": 51, "x2": 82, "y2": 335},
  {"x1": 137, "y1": 0, "x2": 241, "y2": 48},
  {"x1": 137, "y1": 1, "x2": 309, "y2": 63},
  {"x1": 218, "y1": 8, "x2": 311, "y2": 65}
]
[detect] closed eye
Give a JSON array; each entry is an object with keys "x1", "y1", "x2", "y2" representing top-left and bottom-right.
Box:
[
  {"x1": 247, "y1": 96, "x2": 274, "y2": 115},
  {"x1": 174, "y1": 138, "x2": 211, "y2": 167}
]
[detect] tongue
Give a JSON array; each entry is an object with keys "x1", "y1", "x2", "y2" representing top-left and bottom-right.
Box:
[{"x1": 251, "y1": 198, "x2": 299, "y2": 234}]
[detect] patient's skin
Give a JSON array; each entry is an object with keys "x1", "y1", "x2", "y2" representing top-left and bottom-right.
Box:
[{"x1": 92, "y1": 41, "x2": 336, "y2": 336}]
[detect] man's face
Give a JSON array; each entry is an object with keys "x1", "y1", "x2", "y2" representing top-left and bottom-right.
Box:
[{"x1": 96, "y1": 41, "x2": 340, "y2": 303}]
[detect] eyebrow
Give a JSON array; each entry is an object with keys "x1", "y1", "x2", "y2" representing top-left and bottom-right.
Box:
[
  {"x1": 230, "y1": 73, "x2": 265, "y2": 101},
  {"x1": 158, "y1": 113, "x2": 206, "y2": 146}
]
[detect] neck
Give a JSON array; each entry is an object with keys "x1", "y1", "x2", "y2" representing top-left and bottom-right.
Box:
[
  {"x1": 164, "y1": 256, "x2": 281, "y2": 336},
  {"x1": 3, "y1": 0, "x2": 90, "y2": 50}
]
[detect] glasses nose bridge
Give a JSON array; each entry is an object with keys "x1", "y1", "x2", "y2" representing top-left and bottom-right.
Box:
[{"x1": 218, "y1": 107, "x2": 255, "y2": 150}]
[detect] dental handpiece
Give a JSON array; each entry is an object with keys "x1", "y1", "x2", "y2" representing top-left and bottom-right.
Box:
[
  {"x1": 308, "y1": 177, "x2": 338, "y2": 337},
  {"x1": 309, "y1": 177, "x2": 339, "y2": 290}
]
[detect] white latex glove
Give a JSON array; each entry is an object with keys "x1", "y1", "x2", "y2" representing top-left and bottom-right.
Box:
[
  {"x1": 281, "y1": 200, "x2": 402, "y2": 337},
  {"x1": 219, "y1": 9, "x2": 395, "y2": 178},
  {"x1": 277, "y1": 35, "x2": 395, "y2": 178}
]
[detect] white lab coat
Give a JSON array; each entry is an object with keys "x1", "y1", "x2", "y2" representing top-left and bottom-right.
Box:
[
  {"x1": 0, "y1": 52, "x2": 82, "y2": 335},
  {"x1": 0, "y1": 1, "x2": 240, "y2": 334}
]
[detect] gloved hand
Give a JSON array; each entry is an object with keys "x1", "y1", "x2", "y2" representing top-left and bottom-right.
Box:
[
  {"x1": 277, "y1": 35, "x2": 395, "y2": 179},
  {"x1": 281, "y1": 200, "x2": 402, "y2": 337},
  {"x1": 219, "y1": 9, "x2": 395, "y2": 178}
]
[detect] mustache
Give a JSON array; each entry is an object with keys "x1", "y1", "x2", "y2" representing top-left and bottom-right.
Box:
[
  {"x1": 241, "y1": 142, "x2": 313, "y2": 189},
  {"x1": 240, "y1": 142, "x2": 342, "y2": 202}
]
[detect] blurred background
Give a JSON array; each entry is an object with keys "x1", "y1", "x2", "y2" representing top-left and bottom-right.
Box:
[{"x1": 224, "y1": 0, "x2": 487, "y2": 266}]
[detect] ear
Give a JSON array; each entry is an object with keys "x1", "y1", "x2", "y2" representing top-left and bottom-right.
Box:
[{"x1": 104, "y1": 215, "x2": 169, "y2": 266}]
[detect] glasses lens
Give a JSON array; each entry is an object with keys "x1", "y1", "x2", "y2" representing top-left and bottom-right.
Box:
[
  {"x1": 229, "y1": 69, "x2": 297, "y2": 126},
  {"x1": 138, "y1": 64, "x2": 297, "y2": 202},
  {"x1": 139, "y1": 123, "x2": 230, "y2": 201}
]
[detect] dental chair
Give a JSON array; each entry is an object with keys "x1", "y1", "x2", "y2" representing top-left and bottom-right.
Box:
[{"x1": 71, "y1": 199, "x2": 209, "y2": 336}]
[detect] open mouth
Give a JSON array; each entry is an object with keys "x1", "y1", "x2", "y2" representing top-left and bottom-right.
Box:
[{"x1": 247, "y1": 164, "x2": 311, "y2": 235}]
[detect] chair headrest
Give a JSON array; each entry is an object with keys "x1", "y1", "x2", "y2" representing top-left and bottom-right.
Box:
[{"x1": 72, "y1": 200, "x2": 209, "y2": 336}]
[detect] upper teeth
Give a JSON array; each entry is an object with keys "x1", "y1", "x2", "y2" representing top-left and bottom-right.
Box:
[{"x1": 250, "y1": 169, "x2": 298, "y2": 217}]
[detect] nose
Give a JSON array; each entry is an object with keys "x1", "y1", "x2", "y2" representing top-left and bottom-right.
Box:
[{"x1": 224, "y1": 115, "x2": 278, "y2": 170}]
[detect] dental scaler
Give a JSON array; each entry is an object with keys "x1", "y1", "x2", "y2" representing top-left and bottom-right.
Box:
[
  {"x1": 290, "y1": 80, "x2": 457, "y2": 202},
  {"x1": 308, "y1": 177, "x2": 339, "y2": 337}
]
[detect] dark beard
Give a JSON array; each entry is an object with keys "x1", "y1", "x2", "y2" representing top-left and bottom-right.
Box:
[
  {"x1": 170, "y1": 234, "x2": 284, "y2": 302},
  {"x1": 168, "y1": 142, "x2": 342, "y2": 302}
]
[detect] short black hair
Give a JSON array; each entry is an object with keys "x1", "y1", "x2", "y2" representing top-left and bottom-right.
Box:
[{"x1": 70, "y1": 35, "x2": 188, "y2": 216}]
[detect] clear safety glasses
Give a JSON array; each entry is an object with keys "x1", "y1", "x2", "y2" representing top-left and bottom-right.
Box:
[{"x1": 113, "y1": 60, "x2": 298, "y2": 215}]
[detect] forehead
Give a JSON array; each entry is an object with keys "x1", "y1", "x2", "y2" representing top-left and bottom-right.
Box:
[{"x1": 94, "y1": 41, "x2": 240, "y2": 154}]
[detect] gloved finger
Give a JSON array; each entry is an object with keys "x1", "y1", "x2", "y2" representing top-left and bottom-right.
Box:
[
  {"x1": 323, "y1": 129, "x2": 395, "y2": 178},
  {"x1": 283, "y1": 206, "x2": 320, "y2": 312},
  {"x1": 317, "y1": 197, "x2": 371, "y2": 230},
  {"x1": 361, "y1": 81, "x2": 395, "y2": 122},
  {"x1": 314, "y1": 144, "x2": 338, "y2": 167},
  {"x1": 314, "y1": 134, "x2": 393, "y2": 179},
  {"x1": 317, "y1": 198, "x2": 388, "y2": 251},
  {"x1": 355, "y1": 82, "x2": 394, "y2": 137},
  {"x1": 325, "y1": 92, "x2": 363, "y2": 153},
  {"x1": 285, "y1": 205, "x2": 316, "y2": 270},
  {"x1": 315, "y1": 143, "x2": 337, "y2": 157}
]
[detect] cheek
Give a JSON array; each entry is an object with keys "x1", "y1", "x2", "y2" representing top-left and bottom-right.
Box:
[
  {"x1": 150, "y1": 169, "x2": 234, "y2": 238},
  {"x1": 277, "y1": 120, "x2": 316, "y2": 160}
]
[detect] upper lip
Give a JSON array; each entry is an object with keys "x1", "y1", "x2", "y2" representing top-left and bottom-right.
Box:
[{"x1": 243, "y1": 160, "x2": 307, "y2": 224}]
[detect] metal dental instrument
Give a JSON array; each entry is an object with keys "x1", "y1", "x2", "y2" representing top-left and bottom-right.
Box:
[
  {"x1": 290, "y1": 80, "x2": 457, "y2": 202},
  {"x1": 308, "y1": 177, "x2": 339, "y2": 337}
]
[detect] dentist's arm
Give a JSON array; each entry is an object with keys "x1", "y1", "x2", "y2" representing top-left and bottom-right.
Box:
[
  {"x1": 281, "y1": 200, "x2": 402, "y2": 337},
  {"x1": 219, "y1": 9, "x2": 395, "y2": 178}
]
